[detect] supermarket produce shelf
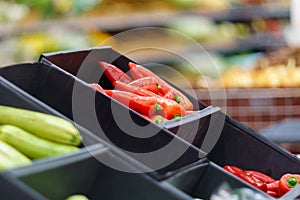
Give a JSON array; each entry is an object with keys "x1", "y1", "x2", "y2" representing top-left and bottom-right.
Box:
[
  {"x1": 119, "y1": 32, "x2": 287, "y2": 63},
  {"x1": 0, "y1": 3, "x2": 289, "y2": 38},
  {"x1": 196, "y1": 3, "x2": 289, "y2": 22}
]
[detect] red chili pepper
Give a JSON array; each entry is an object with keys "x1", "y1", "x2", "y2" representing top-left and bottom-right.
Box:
[
  {"x1": 241, "y1": 173, "x2": 267, "y2": 192},
  {"x1": 99, "y1": 61, "x2": 132, "y2": 84},
  {"x1": 113, "y1": 80, "x2": 158, "y2": 97},
  {"x1": 278, "y1": 173, "x2": 300, "y2": 197},
  {"x1": 223, "y1": 165, "x2": 244, "y2": 175},
  {"x1": 266, "y1": 180, "x2": 279, "y2": 192},
  {"x1": 223, "y1": 166, "x2": 267, "y2": 192},
  {"x1": 128, "y1": 62, "x2": 154, "y2": 80},
  {"x1": 89, "y1": 83, "x2": 105, "y2": 93},
  {"x1": 114, "y1": 81, "x2": 189, "y2": 118},
  {"x1": 129, "y1": 76, "x2": 170, "y2": 96},
  {"x1": 105, "y1": 90, "x2": 185, "y2": 120},
  {"x1": 266, "y1": 190, "x2": 278, "y2": 197},
  {"x1": 245, "y1": 170, "x2": 276, "y2": 183},
  {"x1": 128, "y1": 62, "x2": 194, "y2": 110}
]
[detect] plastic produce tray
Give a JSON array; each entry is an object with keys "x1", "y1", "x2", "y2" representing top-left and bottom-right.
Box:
[
  {"x1": 0, "y1": 75, "x2": 101, "y2": 147},
  {"x1": 164, "y1": 159, "x2": 269, "y2": 199},
  {"x1": 7, "y1": 146, "x2": 195, "y2": 200},
  {"x1": 38, "y1": 47, "x2": 220, "y2": 148}
]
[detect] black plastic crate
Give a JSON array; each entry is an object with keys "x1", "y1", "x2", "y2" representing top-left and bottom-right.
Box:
[
  {"x1": 0, "y1": 75, "x2": 98, "y2": 147},
  {"x1": 38, "y1": 47, "x2": 220, "y2": 149},
  {"x1": 0, "y1": 63, "x2": 205, "y2": 179},
  {"x1": 208, "y1": 113, "x2": 300, "y2": 180},
  {"x1": 8, "y1": 145, "x2": 193, "y2": 200},
  {"x1": 164, "y1": 160, "x2": 272, "y2": 200},
  {"x1": 0, "y1": 172, "x2": 44, "y2": 200}
]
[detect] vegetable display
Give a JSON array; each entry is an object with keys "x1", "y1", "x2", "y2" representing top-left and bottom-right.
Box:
[
  {"x1": 224, "y1": 165, "x2": 300, "y2": 198},
  {"x1": 92, "y1": 61, "x2": 197, "y2": 123},
  {"x1": 0, "y1": 105, "x2": 82, "y2": 172},
  {"x1": 0, "y1": 105, "x2": 81, "y2": 146}
]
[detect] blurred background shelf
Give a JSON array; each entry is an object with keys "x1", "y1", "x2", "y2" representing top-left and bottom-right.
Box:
[
  {"x1": 190, "y1": 88, "x2": 300, "y2": 131},
  {"x1": 0, "y1": 2, "x2": 290, "y2": 38},
  {"x1": 1, "y1": 0, "x2": 299, "y2": 133}
]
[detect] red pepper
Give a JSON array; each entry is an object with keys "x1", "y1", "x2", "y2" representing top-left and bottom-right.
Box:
[
  {"x1": 266, "y1": 190, "x2": 278, "y2": 197},
  {"x1": 245, "y1": 170, "x2": 276, "y2": 184},
  {"x1": 113, "y1": 80, "x2": 158, "y2": 97},
  {"x1": 223, "y1": 166, "x2": 267, "y2": 192},
  {"x1": 114, "y1": 81, "x2": 190, "y2": 119},
  {"x1": 128, "y1": 62, "x2": 154, "y2": 80},
  {"x1": 105, "y1": 90, "x2": 186, "y2": 120},
  {"x1": 223, "y1": 165, "x2": 244, "y2": 176},
  {"x1": 128, "y1": 62, "x2": 194, "y2": 110},
  {"x1": 240, "y1": 173, "x2": 267, "y2": 192},
  {"x1": 266, "y1": 180, "x2": 279, "y2": 192},
  {"x1": 129, "y1": 76, "x2": 170, "y2": 96},
  {"x1": 278, "y1": 173, "x2": 300, "y2": 197},
  {"x1": 99, "y1": 61, "x2": 132, "y2": 84}
]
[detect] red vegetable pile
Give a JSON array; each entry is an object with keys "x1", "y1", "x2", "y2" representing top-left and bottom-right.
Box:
[
  {"x1": 224, "y1": 165, "x2": 300, "y2": 198},
  {"x1": 90, "y1": 61, "x2": 197, "y2": 123}
]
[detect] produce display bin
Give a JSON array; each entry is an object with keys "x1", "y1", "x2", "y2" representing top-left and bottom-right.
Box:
[
  {"x1": 0, "y1": 75, "x2": 99, "y2": 147},
  {"x1": 164, "y1": 160, "x2": 270, "y2": 199},
  {"x1": 0, "y1": 62, "x2": 206, "y2": 179},
  {"x1": 0, "y1": 172, "x2": 43, "y2": 200},
  {"x1": 38, "y1": 47, "x2": 220, "y2": 149},
  {"x1": 8, "y1": 145, "x2": 193, "y2": 200},
  {"x1": 207, "y1": 114, "x2": 300, "y2": 180}
]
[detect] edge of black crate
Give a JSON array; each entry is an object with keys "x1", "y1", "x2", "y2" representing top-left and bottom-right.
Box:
[
  {"x1": 163, "y1": 106, "x2": 220, "y2": 129},
  {"x1": 164, "y1": 160, "x2": 273, "y2": 200},
  {"x1": 9, "y1": 144, "x2": 108, "y2": 177},
  {"x1": 226, "y1": 114, "x2": 300, "y2": 163},
  {"x1": 9, "y1": 144, "x2": 194, "y2": 200},
  {"x1": 0, "y1": 172, "x2": 47, "y2": 200}
]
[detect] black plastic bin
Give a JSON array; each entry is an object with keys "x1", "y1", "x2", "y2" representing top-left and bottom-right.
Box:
[
  {"x1": 0, "y1": 62, "x2": 205, "y2": 179},
  {"x1": 0, "y1": 172, "x2": 44, "y2": 200},
  {"x1": 38, "y1": 47, "x2": 220, "y2": 149},
  {"x1": 0, "y1": 75, "x2": 101, "y2": 147},
  {"x1": 164, "y1": 159, "x2": 272, "y2": 199},
  {"x1": 208, "y1": 113, "x2": 300, "y2": 180},
  {"x1": 8, "y1": 145, "x2": 193, "y2": 200}
]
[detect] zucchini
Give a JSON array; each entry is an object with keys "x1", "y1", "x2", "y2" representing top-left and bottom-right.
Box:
[
  {"x1": 0, "y1": 105, "x2": 81, "y2": 146},
  {"x1": 66, "y1": 195, "x2": 90, "y2": 200},
  {"x1": 0, "y1": 125, "x2": 79, "y2": 159},
  {"x1": 0, "y1": 153, "x2": 21, "y2": 171},
  {"x1": 0, "y1": 140, "x2": 31, "y2": 164}
]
